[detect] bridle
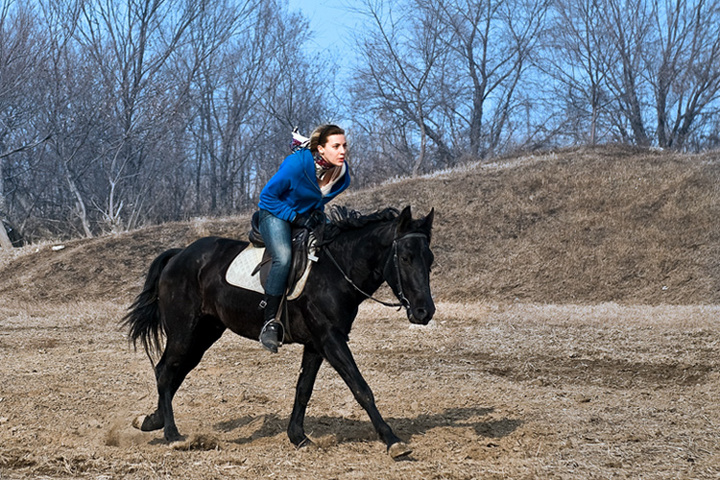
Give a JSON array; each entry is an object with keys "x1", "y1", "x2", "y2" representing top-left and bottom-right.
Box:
[{"x1": 324, "y1": 232, "x2": 429, "y2": 313}]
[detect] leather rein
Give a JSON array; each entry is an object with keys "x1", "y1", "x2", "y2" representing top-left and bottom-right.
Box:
[{"x1": 323, "y1": 232, "x2": 429, "y2": 312}]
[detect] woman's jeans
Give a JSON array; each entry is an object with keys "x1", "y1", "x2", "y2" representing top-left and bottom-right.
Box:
[{"x1": 257, "y1": 209, "x2": 292, "y2": 297}]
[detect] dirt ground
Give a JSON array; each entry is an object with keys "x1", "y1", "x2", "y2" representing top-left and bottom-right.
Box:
[
  {"x1": 1, "y1": 300, "x2": 718, "y2": 479},
  {"x1": 1, "y1": 148, "x2": 718, "y2": 478}
]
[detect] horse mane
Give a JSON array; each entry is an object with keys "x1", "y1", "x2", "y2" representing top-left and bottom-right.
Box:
[{"x1": 318, "y1": 206, "x2": 400, "y2": 245}]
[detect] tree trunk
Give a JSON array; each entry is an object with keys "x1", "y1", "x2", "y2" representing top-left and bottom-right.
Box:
[
  {"x1": 0, "y1": 223, "x2": 12, "y2": 250},
  {"x1": 63, "y1": 162, "x2": 93, "y2": 238},
  {"x1": 412, "y1": 93, "x2": 427, "y2": 177},
  {"x1": 0, "y1": 159, "x2": 12, "y2": 249}
]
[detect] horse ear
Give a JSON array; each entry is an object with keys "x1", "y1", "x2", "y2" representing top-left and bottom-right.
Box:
[
  {"x1": 396, "y1": 205, "x2": 413, "y2": 236},
  {"x1": 424, "y1": 208, "x2": 434, "y2": 228},
  {"x1": 422, "y1": 208, "x2": 434, "y2": 235}
]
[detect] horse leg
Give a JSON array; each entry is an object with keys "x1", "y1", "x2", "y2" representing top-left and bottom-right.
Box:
[
  {"x1": 287, "y1": 345, "x2": 324, "y2": 448},
  {"x1": 134, "y1": 348, "x2": 187, "y2": 439},
  {"x1": 320, "y1": 333, "x2": 411, "y2": 458},
  {"x1": 134, "y1": 358, "x2": 175, "y2": 434},
  {"x1": 139, "y1": 316, "x2": 225, "y2": 442}
]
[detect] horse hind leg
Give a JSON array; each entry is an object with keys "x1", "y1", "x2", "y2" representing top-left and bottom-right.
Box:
[
  {"x1": 132, "y1": 363, "x2": 169, "y2": 433},
  {"x1": 133, "y1": 410, "x2": 164, "y2": 432},
  {"x1": 135, "y1": 315, "x2": 225, "y2": 442},
  {"x1": 132, "y1": 353, "x2": 186, "y2": 440},
  {"x1": 155, "y1": 353, "x2": 185, "y2": 442}
]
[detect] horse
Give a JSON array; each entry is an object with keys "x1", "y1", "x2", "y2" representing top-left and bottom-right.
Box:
[{"x1": 123, "y1": 205, "x2": 435, "y2": 458}]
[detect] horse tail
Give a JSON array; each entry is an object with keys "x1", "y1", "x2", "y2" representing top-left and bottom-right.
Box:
[{"x1": 122, "y1": 248, "x2": 183, "y2": 362}]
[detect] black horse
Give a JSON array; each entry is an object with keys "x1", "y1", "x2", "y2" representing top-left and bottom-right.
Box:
[{"x1": 123, "y1": 206, "x2": 435, "y2": 458}]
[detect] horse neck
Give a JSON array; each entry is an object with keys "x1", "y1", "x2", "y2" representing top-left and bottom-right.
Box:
[{"x1": 325, "y1": 221, "x2": 394, "y2": 295}]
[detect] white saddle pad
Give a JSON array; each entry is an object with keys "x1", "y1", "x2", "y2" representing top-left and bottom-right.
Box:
[{"x1": 225, "y1": 244, "x2": 316, "y2": 300}]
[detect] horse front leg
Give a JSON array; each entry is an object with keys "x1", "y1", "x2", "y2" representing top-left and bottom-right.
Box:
[
  {"x1": 321, "y1": 333, "x2": 412, "y2": 459},
  {"x1": 287, "y1": 345, "x2": 324, "y2": 448}
]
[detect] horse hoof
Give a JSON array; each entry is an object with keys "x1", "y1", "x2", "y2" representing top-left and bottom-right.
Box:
[
  {"x1": 170, "y1": 439, "x2": 188, "y2": 450},
  {"x1": 132, "y1": 415, "x2": 146, "y2": 430},
  {"x1": 296, "y1": 437, "x2": 315, "y2": 450},
  {"x1": 388, "y1": 441, "x2": 412, "y2": 459}
]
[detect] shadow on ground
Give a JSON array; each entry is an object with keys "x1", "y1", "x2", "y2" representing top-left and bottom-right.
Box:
[{"x1": 215, "y1": 406, "x2": 522, "y2": 446}]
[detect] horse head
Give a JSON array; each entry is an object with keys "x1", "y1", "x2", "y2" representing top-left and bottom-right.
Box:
[{"x1": 384, "y1": 206, "x2": 436, "y2": 325}]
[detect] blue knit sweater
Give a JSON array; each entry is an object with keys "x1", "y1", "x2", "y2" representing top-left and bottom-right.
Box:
[{"x1": 258, "y1": 149, "x2": 351, "y2": 222}]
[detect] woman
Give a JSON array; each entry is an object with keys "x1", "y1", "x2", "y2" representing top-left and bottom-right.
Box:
[{"x1": 257, "y1": 124, "x2": 351, "y2": 353}]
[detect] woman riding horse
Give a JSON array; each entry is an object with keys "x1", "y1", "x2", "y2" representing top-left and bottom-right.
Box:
[
  {"x1": 124, "y1": 204, "x2": 435, "y2": 457},
  {"x1": 257, "y1": 124, "x2": 351, "y2": 353}
]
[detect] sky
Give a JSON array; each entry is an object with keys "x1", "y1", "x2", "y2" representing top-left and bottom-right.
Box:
[
  {"x1": 286, "y1": 0, "x2": 362, "y2": 67},
  {"x1": 286, "y1": 0, "x2": 368, "y2": 121}
]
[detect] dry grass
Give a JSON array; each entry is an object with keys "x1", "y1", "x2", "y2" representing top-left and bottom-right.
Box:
[
  {"x1": 343, "y1": 145, "x2": 719, "y2": 304},
  {"x1": 1, "y1": 145, "x2": 719, "y2": 479},
  {"x1": 0, "y1": 145, "x2": 717, "y2": 305},
  {"x1": 0, "y1": 301, "x2": 719, "y2": 479}
]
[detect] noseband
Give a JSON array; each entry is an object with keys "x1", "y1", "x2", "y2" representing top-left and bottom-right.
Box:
[{"x1": 324, "y1": 232, "x2": 429, "y2": 313}]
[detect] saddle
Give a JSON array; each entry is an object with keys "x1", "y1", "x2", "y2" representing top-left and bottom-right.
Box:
[{"x1": 248, "y1": 211, "x2": 318, "y2": 298}]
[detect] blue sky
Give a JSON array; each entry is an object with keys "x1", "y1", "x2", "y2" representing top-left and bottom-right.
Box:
[
  {"x1": 286, "y1": 0, "x2": 362, "y2": 65},
  {"x1": 286, "y1": 0, "x2": 367, "y2": 120}
]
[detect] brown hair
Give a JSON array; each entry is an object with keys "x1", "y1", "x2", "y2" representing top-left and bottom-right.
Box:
[{"x1": 309, "y1": 124, "x2": 345, "y2": 152}]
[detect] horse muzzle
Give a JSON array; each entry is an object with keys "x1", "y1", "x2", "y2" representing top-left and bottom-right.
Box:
[{"x1": 407, "y1": 301, "x2": 435, "y2": 325}]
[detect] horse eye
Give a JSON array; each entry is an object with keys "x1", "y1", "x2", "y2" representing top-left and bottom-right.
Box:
[{"x1": 400, "y1": 254, "x2": 411, "y2": 264}]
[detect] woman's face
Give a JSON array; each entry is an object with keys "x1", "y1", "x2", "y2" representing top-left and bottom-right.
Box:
[{"x1": 318, "y1": 134, "x2": 347, "y2": 167}]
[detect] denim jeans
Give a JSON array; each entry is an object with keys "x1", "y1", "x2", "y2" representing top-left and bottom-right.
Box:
[{"x1": 257, "y1": 209, "x2": 292, "y2": 296}]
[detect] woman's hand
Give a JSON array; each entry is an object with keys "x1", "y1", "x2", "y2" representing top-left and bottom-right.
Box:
[{"x1": 292, "y1": 210, "x2": 325, "y2": 230}]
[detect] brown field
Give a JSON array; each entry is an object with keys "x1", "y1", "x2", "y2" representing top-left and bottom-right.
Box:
[
  {"x1": 1, "y1": 146, "x2": 719, "y2": 478},
  {"x1": 1, "y1": 301, "x2": 719, "y2": 479}
]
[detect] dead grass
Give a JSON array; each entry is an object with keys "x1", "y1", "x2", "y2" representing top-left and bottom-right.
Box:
[
  {"x1": 344, "y1": 145, "x2": 719, "y2": 304},
  {"x1": 0, "y1": 145, "x2": 717, "y2": 305},
  {"x1": 1, "y1": 301, "x2": 719, "y2": 479},
  {"x1": 0, "y1": 145, "x2": 719, "y2": 478}
]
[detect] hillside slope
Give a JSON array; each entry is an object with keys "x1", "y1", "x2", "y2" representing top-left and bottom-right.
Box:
[
  {"x1": 346, "y1": 146, "x2": 719, "y2": 304},
  {"x1": 1, "y1": 146, "x2": 718, "y2": 305}
]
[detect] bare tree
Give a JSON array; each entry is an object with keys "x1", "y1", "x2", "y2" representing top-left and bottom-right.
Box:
[
  {"x1": 187, "y1": 0, "x2": 322, "y2": 214},
  {"x1": 352, "y1": 0, "x2": 549, "y2": 173},
  {"x1": 74, "y1": 0, "x2": 202, "y2": 232},
  {"x1": 434, "y1": 0, "x2": 550, "y2": 157},
  {"x1": 353, "y1": 0, "x2": 454, "y2": 176},
  {"x1": 186, "y1": 0, "x2": 257, "y2": 213},
  {"x1": 259, "y1": 8, "x2": 329, "y2": 133},
  {"x1": 0, "y1": 1, "x2": 49, "y2": 247},
  {"x1": 598, "y1": 0, "x2": 654, "y2": 145},
  {"x1": 646, "y1": 0, "x2": 720, "y2": 149},
  {"x1": 0, "y1": 177, "x2": 9, "y2": 248},
  {"x1": 540, "y1": 0, "x2": 615, "y2": 144},
  {"x1": 252, "y1": 9, "x2": 334, "y2": 202},
  {"x1": 0, "y1": 0, "x2": 347, "y2": 242},
  {"x1": 547, "y1": 0, "x2": 720, "y2": 150},
  {"x1": 35, "y1": 0, "x2": 101, "y2": 237}
]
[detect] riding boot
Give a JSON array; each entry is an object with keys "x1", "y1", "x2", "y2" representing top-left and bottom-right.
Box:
[{"x1": 259, "y1": 294, "x2": 284, "y2": 353}]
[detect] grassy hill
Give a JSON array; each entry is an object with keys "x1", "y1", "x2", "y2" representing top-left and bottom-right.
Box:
[{"x1": 1, "y1": 145, "x2": 718, "y2": 305}]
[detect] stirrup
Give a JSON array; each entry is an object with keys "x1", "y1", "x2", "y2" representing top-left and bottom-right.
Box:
[{"x1": 259, "y1": 320, "x2": 283, "y2": 353}]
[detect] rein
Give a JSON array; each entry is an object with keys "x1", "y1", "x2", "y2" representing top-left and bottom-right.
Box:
[{"x1": 323, "y1": 232, "x2": 428, "y2": 312}]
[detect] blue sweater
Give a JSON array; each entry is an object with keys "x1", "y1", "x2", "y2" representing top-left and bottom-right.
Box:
[{"x1": 258, "y1": 149, "x2": 351, "y2": 222}]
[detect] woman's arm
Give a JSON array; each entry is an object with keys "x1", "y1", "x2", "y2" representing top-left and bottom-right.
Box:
[{"x1": 258, "y1": 155, "x2": 301, "y2": 221}]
